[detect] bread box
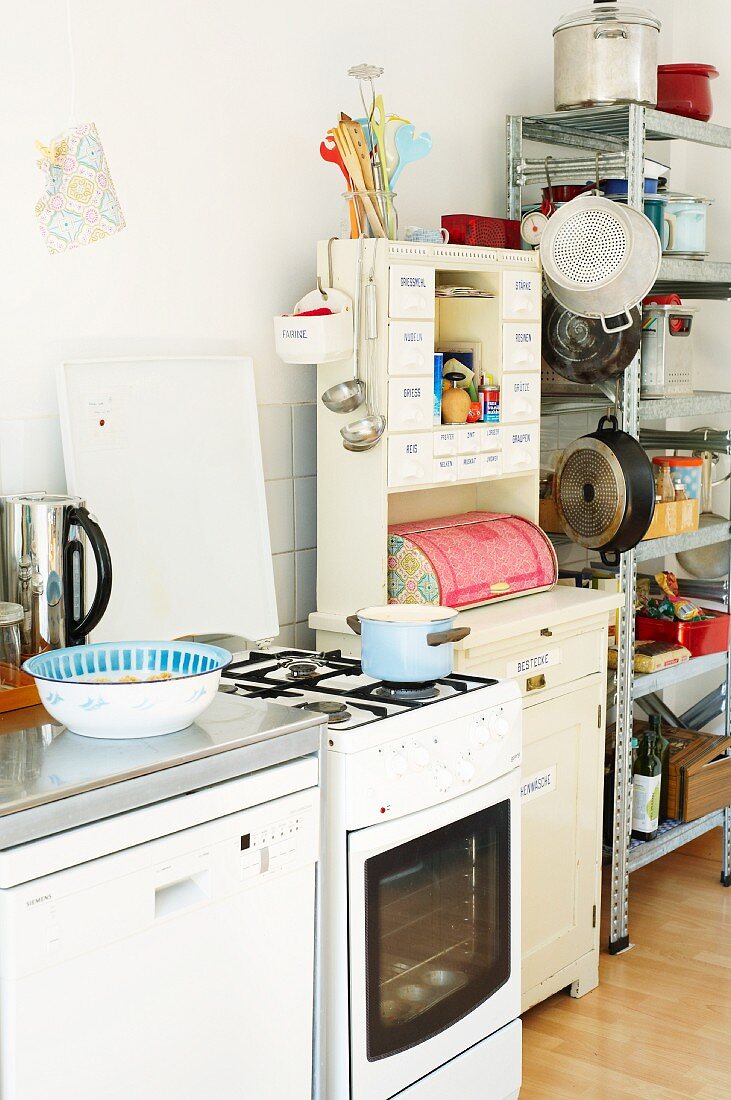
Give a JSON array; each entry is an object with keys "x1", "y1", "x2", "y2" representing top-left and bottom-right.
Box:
[{"x1": 387, "y1": 511, "x2": 557, "y2": 609}]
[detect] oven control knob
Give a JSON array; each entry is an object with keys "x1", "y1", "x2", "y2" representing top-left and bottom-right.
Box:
[
  {"x1": 432, "y1": 766, "x2": 453, "y2": 792},
  {"x1": 410, "y1": 744, "x2": 430, "y2": 769},
  {"x1": 456, "y1": 757, "x2": 475, "y2": 783},
  {"x1": 488, "y1": 712, "x2": 510, "y2": 739},
  {"x1": 390, "y1": 752, "x2": 408, "y2": 777},
  {"x1": 473, "y1": 717, "x2": 491, "y2": 746}
]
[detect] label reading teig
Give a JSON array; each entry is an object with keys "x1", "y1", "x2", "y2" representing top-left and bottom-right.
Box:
[
  {"x1": 521, "y1": 765, "x2": 557, "y2": 804},
  {"x1": 506, "y1": 648, "x2": 561, "y2": 677}
]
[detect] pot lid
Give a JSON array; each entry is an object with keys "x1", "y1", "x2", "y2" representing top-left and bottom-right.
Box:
[
  {"x1": 0, "y1": 602, "x2": 23, "y2": 627},
  {"x1": 659, "y1": 63, "x2": 719, "y2": 78},
  {"x1": 357, "y1": 605, "x2": 456, "y2": 624},
  {"x1": 554, "y1": 3, "x2": 661, "y2": 34},
  {"x1": 663, "y1": 192, "x2": 713, "y2": 205}
]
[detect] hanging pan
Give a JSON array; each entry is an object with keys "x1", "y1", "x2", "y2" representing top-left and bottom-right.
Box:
[
  {"x1": 540, "y1": 194, "x2": 662, "y2": 334},
  {"x1": 542, "y1": 283, "x2": 642, "y2": 384},
  {"x1": 554, "y1": 415, "x2": 655, "y2": 567}
]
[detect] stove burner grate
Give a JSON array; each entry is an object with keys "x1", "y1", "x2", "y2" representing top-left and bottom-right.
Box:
[
  {"x1": 295, "y1": 699, "x2": 351, "y2": 725},
  {"x1": 373, "y1": 681, "x2": 440, "y2": 702}
]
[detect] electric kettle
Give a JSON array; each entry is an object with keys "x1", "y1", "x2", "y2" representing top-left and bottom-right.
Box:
[{"x1": 0, "y1": 493, "x2": 112, "y2": 656}]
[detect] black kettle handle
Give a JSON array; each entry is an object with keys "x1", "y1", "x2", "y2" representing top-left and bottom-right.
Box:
[
  {"x1": 598, "y1": 414, "x2": 619, "y2": 433},
  {"x1": 68, "y1": 507, "x2": 112, "y2": 642}
]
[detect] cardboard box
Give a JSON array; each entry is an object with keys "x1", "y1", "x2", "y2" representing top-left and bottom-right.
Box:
[
  {"x1": 636, "y1": 722, "x2": 731, "y2": 822},
  {"x1": 539, "y1": 497, "x2": 699, "y2": 542},
  {"x1": 642, "y1": 498, "x2": 699, "y2": 541}
]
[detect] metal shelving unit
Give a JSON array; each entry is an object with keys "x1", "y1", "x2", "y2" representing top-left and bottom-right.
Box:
[{"x1": 508, "y1": 104, "x2": 731, "y2": 953}]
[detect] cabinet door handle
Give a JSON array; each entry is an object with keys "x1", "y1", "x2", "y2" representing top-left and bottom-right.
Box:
[
  {"x1": 540, "y1": 627, "x2": 552, "y2": 637},
  {"x1": 526, "y1": 674, "x2": 546, "y2": 692}
]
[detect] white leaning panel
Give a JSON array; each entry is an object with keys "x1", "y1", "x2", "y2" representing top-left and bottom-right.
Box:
[{"x1": 57, "y1": 356, "x2": 278, "y2": 643}]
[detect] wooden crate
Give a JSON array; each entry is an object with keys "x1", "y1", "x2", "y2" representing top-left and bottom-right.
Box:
[{"x1": 637, "y1": 722, "x2": 731, "y2": 822}]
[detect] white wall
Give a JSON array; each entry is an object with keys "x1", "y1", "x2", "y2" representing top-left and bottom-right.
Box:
[{"x1": 0, "y1": 0, "x2": 579, "y2": 641}]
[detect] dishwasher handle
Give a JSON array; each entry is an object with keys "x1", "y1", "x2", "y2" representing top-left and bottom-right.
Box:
[{"x1": 154, "y1": 871, "x2": 211, "y2": 919}]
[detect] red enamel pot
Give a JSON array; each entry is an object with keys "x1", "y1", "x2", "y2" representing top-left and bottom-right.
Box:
[{"x1": 657, "y1": 64, "x2": 719, "y2": 123}]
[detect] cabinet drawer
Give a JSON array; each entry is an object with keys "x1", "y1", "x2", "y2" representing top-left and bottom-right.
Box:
[
  {"x1": 387, "y1": 377, "x2": 433, "y2": 431},
  {"x1": 502, "y1": 271, "x2": 541, "y2": 321},
  {"x1": 501, "y1": 373, "x2": 541, "y2": 423},
  {"x1": 389, "y1": 265, "x2": 435, "y2": 319},
  {"x1": 502, "y1": 423, "x2": 539, "y2": 473},
  {"x1": 503, "y1": 323, "x2": 541, "y2": 372},
  {"x1": 434, "y1": 428, "x2": 459, "y2": 456},
  {"x1": 388, "y1": 321, "x2": 435, "y2": 375},
  {"x1": 433, "y1": 456, "x2": 458, "y2": 483},
  {"x1": 458, "y1": 454, "x2": 482, "y2": 480},
  {"x1": 459, "y1": 625, "x2": 605, "y2": 699},
  {"x1": 388, "y1": 434, "x2": 434, "y2": 488},
  {"x1": 481, "y1": 451, "x2": 503, "y2": 479},
  {"x1": 457, "y1": 426, "x2": 482, "y2": 455},
  {"x1": 482, "y1": 425, "x2": 502, "y2": 453}
]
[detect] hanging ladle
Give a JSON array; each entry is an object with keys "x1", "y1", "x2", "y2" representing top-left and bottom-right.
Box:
[
  {"x1": 321, "y1": 236, "x2": 367, "y2": 414},
  {"x1": 341, "y1": 241, "x2": 386, "y2": 451}
]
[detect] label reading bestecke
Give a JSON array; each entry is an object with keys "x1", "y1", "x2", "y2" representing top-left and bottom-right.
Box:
[{"x1": 506, "y1": 649, "x2": 561, "y2": 677}]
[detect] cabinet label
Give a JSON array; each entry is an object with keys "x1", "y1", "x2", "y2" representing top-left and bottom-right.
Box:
[
  {"x1": 506, "y1": 648, "x2": 561, "y2": 677},
  {"x1": 521, "y1": 765, "x2": 557, "y2": 803}
]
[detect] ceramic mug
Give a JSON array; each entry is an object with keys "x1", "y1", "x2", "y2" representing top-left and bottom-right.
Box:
[{"x1": 404, "y1": 226, "x2": 449, "y2": 244}]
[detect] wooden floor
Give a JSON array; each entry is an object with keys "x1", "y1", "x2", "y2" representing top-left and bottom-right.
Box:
[{"x1": 521, "y1": 829, "x2": 731, "y2": 1099}]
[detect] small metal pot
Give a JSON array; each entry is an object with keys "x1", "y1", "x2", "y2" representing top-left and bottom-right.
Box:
[
  {"x1": 553, "y1": 2, "x2": 661, "y2": 111},
  {"x1": 346, "y1": 606, "x2": 470, "y2": 683}
]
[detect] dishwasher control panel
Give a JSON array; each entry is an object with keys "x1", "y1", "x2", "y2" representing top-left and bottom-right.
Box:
[{"x1": 240, "y1": 811, "x2": 309, "y2": 881}]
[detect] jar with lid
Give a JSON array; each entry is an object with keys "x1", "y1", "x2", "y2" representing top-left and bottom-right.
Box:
[{"x1": 0, "y1": 603, "x2": 23, "y2": 676}]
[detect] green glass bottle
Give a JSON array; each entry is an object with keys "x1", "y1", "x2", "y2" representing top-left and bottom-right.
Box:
[
  {"x1": 632, "y1": 730, "x2": 661, "y2": 842},
  {"x1": 649, "y1": 715, "x2": 670, "y2": 821}
]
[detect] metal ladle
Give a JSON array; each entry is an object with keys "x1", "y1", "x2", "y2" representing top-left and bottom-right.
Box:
[
  {"x1": 341, "y1": 242, "x2": 386, "y2": 451},
  {"x1": 321, "y1": 237, "x2": 367, "y2": 415}
]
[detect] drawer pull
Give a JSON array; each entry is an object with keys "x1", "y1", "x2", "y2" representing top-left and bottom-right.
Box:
[
  {"x1": 540, "y1": 628, "x2": 552, "y2": 637},
  {"x1": 526, "y1": 674, "x2": 546, "y2": 692}
]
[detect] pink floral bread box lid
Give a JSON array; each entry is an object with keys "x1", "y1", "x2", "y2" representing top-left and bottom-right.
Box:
[{"x1": 387, "y1": 511, "x2": 558, "y2": 608}]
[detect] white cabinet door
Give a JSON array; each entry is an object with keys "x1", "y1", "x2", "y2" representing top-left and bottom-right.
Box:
[
  {"x1": 520, "y1": 679, "x2": 604, "y2": 1001},
  {"x1": 388, "y1": 321, "x2": 435, "y2": 375}
]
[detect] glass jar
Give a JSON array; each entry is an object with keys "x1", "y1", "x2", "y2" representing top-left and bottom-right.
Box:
[
  {"x1": 342, "y1": 190, "x2": 398, "y2": 240},
  {"x1": 0, "y1": 603, "x2": 23, "y2": 672}
]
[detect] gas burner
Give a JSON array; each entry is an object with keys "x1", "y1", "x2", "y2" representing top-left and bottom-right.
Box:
[
  {"x1": 373, "y1": 682, "x2": 440, "y2": 702},
  {"x1": 281, "y1": 659, "x2": 323, "y2": 681},
  {"x1": 297, "y1": 699, "x2": 352, "y2": 725}
]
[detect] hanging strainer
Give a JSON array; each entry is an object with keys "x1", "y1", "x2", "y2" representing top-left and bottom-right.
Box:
[{"x1": 540, "y1": 194, "x2": 662, "y2": 334}]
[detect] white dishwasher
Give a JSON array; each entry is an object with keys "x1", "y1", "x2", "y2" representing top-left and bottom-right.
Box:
[{"x1": 0, "y1": 755, "x2": 319, "y2": 1100}]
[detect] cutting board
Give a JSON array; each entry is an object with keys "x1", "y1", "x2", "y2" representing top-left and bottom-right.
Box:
[{"x1": 57, "y1": 357, "x2": 279, "y2": 644}]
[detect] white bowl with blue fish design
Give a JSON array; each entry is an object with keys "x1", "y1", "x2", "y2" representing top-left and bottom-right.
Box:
[{"x1": 23, "y1": 641, "x2": 232, "y2": 739}]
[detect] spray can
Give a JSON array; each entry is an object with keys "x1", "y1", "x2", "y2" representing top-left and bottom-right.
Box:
[{"x1": 483, "y1": 374, "x2": 500, "y2": 423}]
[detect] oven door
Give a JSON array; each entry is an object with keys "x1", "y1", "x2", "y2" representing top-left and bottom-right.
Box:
[{"x1": 347, "y1": 769, "x2": 520, "y2": 1100}]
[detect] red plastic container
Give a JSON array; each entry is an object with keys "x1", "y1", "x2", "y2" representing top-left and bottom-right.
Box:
[
  {"x1": 657, "y1": 64, "x2": 719, "y2": 123},
  {"x1": 636, "y1": 608, "x2": 731, "y2": 657},
  {"x1": 441, "y1": 214, "x2": 521, "y2": 250}
]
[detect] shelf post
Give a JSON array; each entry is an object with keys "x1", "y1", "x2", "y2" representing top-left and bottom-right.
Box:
[
  {"x1": 609, "y1": 104, "x2": 646, "y2": 953},
  {"x1": 506, "y1": 116, "x2": 522, "y2": 221}
]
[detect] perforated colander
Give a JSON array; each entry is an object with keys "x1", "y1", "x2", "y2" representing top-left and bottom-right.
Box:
[{"x1": 540, "y1": 195, "x2": 662, "y2": 334}]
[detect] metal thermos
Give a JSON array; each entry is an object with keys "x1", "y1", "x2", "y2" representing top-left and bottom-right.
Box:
[{"x1": 0, "y1": 493, "x2": 112, "y2": 657}]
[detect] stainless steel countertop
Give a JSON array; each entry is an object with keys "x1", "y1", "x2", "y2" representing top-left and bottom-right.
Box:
[{"x1": 0, "y1": 694, "x2": 323, "y2": 849}]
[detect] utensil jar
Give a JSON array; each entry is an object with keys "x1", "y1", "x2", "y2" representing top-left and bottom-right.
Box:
[{"x1": 553, "y1": 2, "x2": 661, "y2": 111}]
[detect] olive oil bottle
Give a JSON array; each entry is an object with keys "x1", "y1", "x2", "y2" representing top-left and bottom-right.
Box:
[
  {"x1": 632, "y1": 730, "x2": 662, "y2": 842},
  {"x1": 649, "y1": 715, "x2": 670, "y2": 821}
]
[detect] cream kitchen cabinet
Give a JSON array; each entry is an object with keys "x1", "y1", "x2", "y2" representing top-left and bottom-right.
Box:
[{"x1": 451, "y1": 586, "x2": 622, "y2": 1013}]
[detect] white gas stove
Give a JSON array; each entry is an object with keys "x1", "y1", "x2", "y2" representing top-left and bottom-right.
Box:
[{"x1": 221, "y1": 647, "x2": 523, "y2": 1100}]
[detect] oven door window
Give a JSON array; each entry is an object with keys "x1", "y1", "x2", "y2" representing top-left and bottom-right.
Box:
[{"x1": 364, "y1": 800, "x2": 510, "y2": 1061}]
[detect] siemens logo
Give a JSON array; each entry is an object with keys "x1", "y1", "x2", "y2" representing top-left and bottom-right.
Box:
[{"x1": 26, "y1": 894, "x2": 52, "y2": 908}]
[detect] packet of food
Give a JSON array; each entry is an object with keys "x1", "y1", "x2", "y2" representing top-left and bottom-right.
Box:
[{"x1": 655, "y1": 570, "x2": 704, "y2": 621}]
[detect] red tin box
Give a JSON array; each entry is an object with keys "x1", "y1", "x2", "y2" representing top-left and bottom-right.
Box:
[
  {"x1": 441, "y1": 214, "x2": 521, "y2": 250},
  {"x1": 635, "y1": 608, "x2": 731, "y2": 658}
]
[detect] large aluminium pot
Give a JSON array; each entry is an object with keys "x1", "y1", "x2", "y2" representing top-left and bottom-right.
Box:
[
  {"x1": 553, "y1": 1, "x2": 661, "y2": 111},
  {"x1": 554, "y1": 415, "x2": 655, "y2": 566},
  {"x1": 346, "y1": 605, "x2": 470, "y2": 683}
]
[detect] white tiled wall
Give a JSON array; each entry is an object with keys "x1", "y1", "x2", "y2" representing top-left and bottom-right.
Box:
[{"x1": 259, "y1": 402, "x2": 317, "y2": 650}]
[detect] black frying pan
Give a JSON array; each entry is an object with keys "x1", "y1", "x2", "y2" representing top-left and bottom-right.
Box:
[{"x1": 555, "y1": 415, "x2": 656, "y2": 567}]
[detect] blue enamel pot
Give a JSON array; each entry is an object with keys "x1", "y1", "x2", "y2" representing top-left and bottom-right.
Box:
[{"x1": 347, "y1": 606, "x2": 470, "y2": 683}]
